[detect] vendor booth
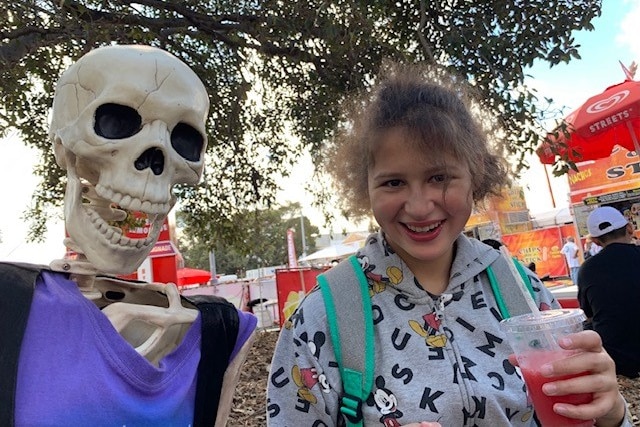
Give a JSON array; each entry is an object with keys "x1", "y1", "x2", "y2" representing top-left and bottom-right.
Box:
[
  {"x1": 465, "y1": 186, "x2": 533, "y2": 241},
  {"x1": 566, "y1": 145, "x2": 640, "y2": 243},
  {"x1": 501, "y1": 224, "x2": 575, "y2": 278}
]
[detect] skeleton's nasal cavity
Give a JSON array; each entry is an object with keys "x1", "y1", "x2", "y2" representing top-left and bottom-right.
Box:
[{"x1": 135, "y1": 147, "x2": 165, "y2": 175}]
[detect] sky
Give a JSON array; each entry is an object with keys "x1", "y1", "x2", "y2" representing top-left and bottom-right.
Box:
[
  {"x1": 520, "y1": 0, "x2": 640, "y2": 214},
  {"x1": 2, "y1": 1, "x2": 640, "y2": 263},
  {"x1": 0, "y1": 134, "x2": 67, "y2": 263}
]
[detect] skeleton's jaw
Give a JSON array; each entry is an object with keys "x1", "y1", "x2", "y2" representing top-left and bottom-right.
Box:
[
  {"x1": 63, "y1": 172, "x2": 170, "y2": 275},
  {"x1": 82, "y1": 205, "x2": 158, "y2": 250}
]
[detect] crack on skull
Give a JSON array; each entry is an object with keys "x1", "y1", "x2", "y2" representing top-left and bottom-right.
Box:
[{"x1": 136, "y1": 60, "x2": 171, "y2": 109}]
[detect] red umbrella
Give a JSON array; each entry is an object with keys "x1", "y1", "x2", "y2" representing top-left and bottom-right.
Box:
[
  {"x1": 537, "y1": 79, "x2": 640, "y2": 164},
  {"x1": 177, "y1": 267, "x2": 211, "y2": 286}
]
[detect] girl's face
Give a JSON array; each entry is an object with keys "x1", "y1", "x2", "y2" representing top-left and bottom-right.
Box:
[{"x1": 367, "y1": 128, "x2": 474, "y2": 272}]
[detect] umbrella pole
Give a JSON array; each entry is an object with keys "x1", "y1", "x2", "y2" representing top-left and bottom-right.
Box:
[
  {"x1": 627, "y1": 121, "x2": 640, "y2": 156},
  {"x1": 543, "y1": 164, "x2": 557, "y2": 208}
]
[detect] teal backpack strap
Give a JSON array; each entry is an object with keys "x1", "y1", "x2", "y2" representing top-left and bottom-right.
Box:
[
  {"x1": 318, "y1": 255, "x2": 374, "y2": 427},
  {"x1": 486, "y1": 256, "x2": 536, "y2": 319}
]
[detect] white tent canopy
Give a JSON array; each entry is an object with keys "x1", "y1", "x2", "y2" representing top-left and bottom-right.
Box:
[
  {"x1": 530, "y1": 207, "x2": 573, "y2": 228},
  {"x1": 299, "y1": 241, "x2": 362, "y2": 262},
  {"x1": 299, "y1": 232, "x2": 368, "y2": 263}
]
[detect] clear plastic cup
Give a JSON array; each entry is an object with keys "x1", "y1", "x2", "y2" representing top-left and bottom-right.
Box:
[{"x1": 500, "y1": 309, "x2": 594, "y2": 427}]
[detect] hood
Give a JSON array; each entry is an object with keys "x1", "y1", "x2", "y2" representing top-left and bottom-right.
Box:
[
  {"x1": 448, "y1": 234, "x2": 501, "y2": 289},
  {"x1": 357, "y1": 232, "x2": 500, "y2": 301}
]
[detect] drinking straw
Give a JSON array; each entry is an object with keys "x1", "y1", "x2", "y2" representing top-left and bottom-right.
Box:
[{"x1": 498, "y1": 246, "x2": 541, "y2": 315}]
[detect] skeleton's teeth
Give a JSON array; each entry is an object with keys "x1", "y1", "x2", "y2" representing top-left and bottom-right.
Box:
[
  {"x1": 83, "y1": 186, "x2": 166, "y2": 248},
  {"x1": 95, "y1": 184, "x2": 168, "y2": 216},
  {"x1": 120, "y1": 195, "x2": 133, "y2": 209},
  {"x1": 103, "y1": 227, "x2": 115, "y2": 240},
  {"x1": 150, "y1": 203, "x2": 168, "y2": 214},
  {"x1": 108, "y1": 228, "x2": 122, "y2": 243},
  {"x1": 112, "y1": 191, "x2": 123, "y2": 205},
  {"x1": 95, "y1": 184, "x2": 114, "y2": 202},
  {"x1": 85, "y1": 208, "x2": 98, "y2": 223}
]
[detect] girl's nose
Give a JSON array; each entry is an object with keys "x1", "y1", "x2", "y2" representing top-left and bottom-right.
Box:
[{"x1": 404, "y1": 186, "x2": 436, "y2": 216}]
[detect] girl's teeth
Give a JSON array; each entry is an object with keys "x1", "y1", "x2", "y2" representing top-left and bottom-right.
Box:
[{"x1": 408, "y1": 222, "x2": 441, "y2": 232}]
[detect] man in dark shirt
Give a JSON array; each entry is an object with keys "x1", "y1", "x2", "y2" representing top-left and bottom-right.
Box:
[{"x1": 578, "y1": 206, "x2": 640, "y2": 378}]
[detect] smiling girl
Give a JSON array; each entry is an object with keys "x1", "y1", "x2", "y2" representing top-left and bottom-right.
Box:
[{"x1": 267, "y1": 63, "x2": 629, "y2": 427}]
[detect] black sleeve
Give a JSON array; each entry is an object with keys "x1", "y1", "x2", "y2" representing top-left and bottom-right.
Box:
[{"x1": 576, "y1": 266, "x2": 593, "y2": 319}]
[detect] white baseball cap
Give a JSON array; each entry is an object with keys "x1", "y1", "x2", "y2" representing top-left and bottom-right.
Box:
[{"x1": 587, "y1": 206, "x2": 628, "y2": 238}]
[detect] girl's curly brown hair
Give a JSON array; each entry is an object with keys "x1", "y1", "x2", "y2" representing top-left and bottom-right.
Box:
[{"x1": 324, "y1": 61, "x2": 509, "y2": 219}]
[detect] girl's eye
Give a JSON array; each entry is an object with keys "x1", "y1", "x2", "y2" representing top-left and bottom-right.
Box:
[
  {"x1": 384, "y1": 179, "x2": 403, "y2": 188},
  {"x1": 430, "y1": 174, "x2": 448, "y2": 183}
]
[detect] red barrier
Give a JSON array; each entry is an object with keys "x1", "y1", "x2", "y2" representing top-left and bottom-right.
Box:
[{"x1": 275, "y1": 267, "x2": 329, "y2": 326}]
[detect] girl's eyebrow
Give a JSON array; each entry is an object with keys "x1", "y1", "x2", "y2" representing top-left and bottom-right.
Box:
[
  {"x1": 373, "y1": 162, "x2": 462, "y2": 176},
  {"x1": 423, "y1": 164, "x2": 458, "y2": 174},
  {"x1": 429, "y1": 161, "x2": 467, "y2": 171},
  {"x1": 370, "y1": 170, "x2": 401, "y2": 180}
]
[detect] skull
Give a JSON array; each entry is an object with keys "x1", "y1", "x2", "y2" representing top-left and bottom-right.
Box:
[{"x1": 50, "y1": 45, "x2": 209, "y2": 274}]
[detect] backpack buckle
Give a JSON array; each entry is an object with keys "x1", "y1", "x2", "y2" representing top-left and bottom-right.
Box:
[{"x1": 339, "y1": 393, "x2": 363, "y2": 422}]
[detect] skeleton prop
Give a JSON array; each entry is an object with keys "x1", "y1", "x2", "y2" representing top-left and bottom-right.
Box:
[{"x1": 2, "y1": 45, "x2": 257, "y2": 426}]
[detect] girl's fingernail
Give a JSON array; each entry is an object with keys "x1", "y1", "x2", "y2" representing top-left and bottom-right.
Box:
[
  {"x1": 559, "y1": 337, "x2": 572, "y2": 347},
  {"x1": 542, "y1": 382, "x2": 557, "y2": 395},
  {"x1": 540, "y1": 363, "x2": 553, "y2": 376}
]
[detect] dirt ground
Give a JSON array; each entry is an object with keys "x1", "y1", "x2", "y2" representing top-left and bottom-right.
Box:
[
  {"x1": 228, "y1": 330, "x2": 278, "y2": 426},
  {"x1": 227, "y1": 330, "x2": 640, "y2": 426}
]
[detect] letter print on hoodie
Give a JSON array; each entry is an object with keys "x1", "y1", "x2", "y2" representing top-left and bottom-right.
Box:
[{"x1": 267, "y1": 231, "x2": 558, "y2": 426}]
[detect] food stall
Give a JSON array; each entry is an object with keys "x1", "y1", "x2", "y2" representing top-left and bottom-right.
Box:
[{"x1": 566, "y1": 145, "x2": 640, "y2": 242}]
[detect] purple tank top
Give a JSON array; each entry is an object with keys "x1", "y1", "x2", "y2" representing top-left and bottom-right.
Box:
[{"x1": 15, "y1": 271, "x2": 256, "y2": 426}]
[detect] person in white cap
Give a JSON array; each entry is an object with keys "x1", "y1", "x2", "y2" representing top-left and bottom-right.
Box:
[
  {"x1": 578, "y1": 205, "x2": 640, "y2": 378},
  {"x1": 560, "y1": 235, "x2": 581, "y2": 285}
]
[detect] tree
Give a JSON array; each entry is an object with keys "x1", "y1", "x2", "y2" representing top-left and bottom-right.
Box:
[
  {"x1": 1, "y1": 0, "x2": 602, "y2": 244},
  {"x1": 177, "y1": 202, "x2": 318, "y2": 276}
]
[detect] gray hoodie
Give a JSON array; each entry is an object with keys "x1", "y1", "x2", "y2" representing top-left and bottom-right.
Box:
[{"x1": 267, "y1": 232, "x2": 562, "y2": 426}]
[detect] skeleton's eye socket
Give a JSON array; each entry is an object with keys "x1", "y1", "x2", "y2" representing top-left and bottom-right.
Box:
[
  {"x1": 171, "y1": 123, "x2": 204, "y2": 162},
  {"x1": 94, "y1": 103, "x2": 142, "y2": 139}
]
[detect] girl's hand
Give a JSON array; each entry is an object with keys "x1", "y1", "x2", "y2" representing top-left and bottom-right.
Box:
[{"x1": 509, "y1": 330, "x2": 626, "y2": 427}]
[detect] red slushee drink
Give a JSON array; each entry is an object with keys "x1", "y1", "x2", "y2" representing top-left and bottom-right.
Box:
[
  {"x1": 519, "y1": 351, "x2": 593, "y2": 426},
  {"x1": 500, "y1": 309, "x2": 594, "y2": 427}
]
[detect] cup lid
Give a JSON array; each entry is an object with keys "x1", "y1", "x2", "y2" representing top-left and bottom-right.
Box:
[{"x1": 499, "y1": 308, "x2": 586, "y2": 333}]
